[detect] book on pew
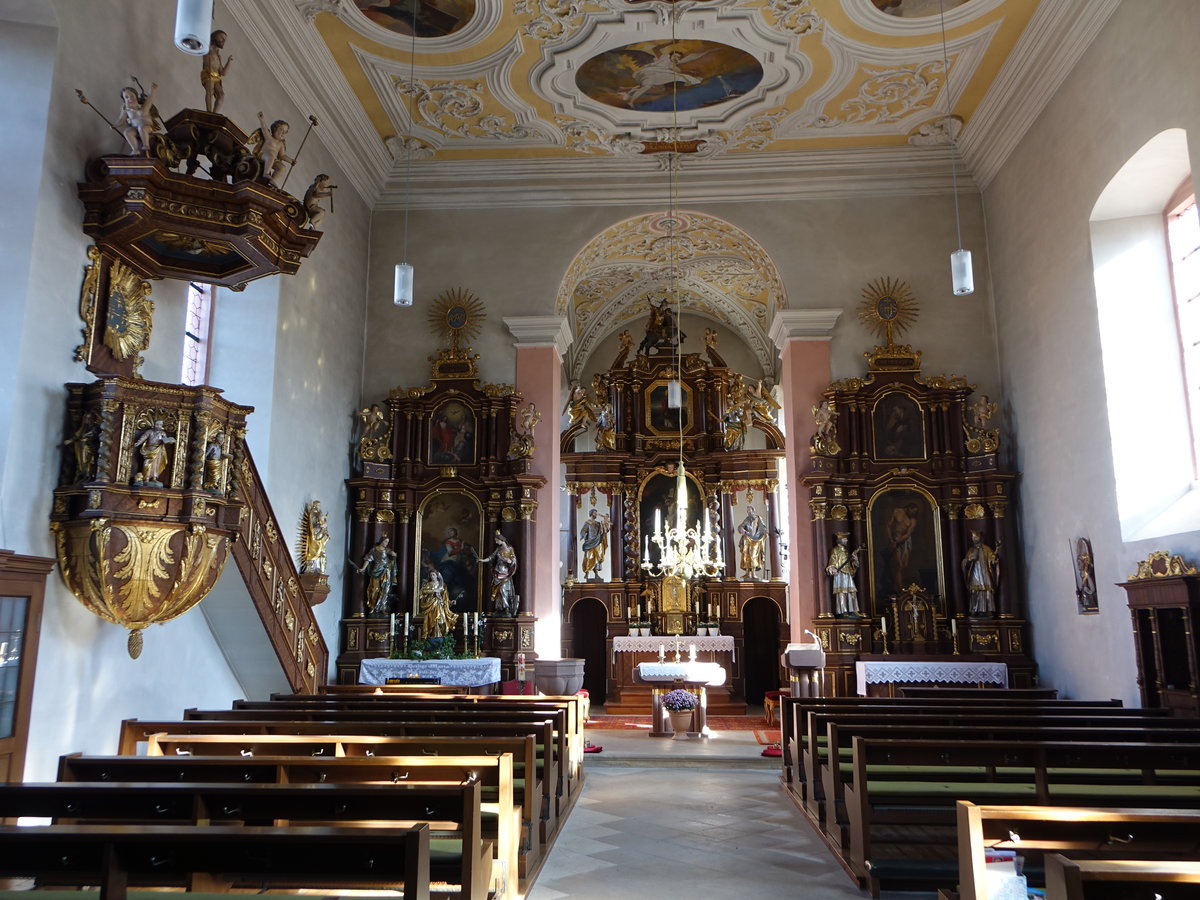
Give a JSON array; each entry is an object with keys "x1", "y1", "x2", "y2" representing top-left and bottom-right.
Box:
[{"x1": 985, "y1": 850, "x2": 1027, "y2": 900}]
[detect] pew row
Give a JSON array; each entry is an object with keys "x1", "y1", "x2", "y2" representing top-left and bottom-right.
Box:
[
  {"x1": 956, "y1": 801, "x2": 1200, "y2": 900},
  {"x1": 1044, "y1": 854, "x2": 1200, "y2": 899},
  {"x1": 58, "y1": 752, "x2": 518, "y2": 900},
  {"x1": 846, "y1": 739, "x2": 1200, "y2": 896}
]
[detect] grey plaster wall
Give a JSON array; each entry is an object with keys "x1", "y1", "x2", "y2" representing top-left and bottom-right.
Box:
[
  {"x1": 983, "y1": 0, "x2": 1200, "y2": 703},
  {"x1": 2, "y1": 0, "x2": 368, "y2": 779}
]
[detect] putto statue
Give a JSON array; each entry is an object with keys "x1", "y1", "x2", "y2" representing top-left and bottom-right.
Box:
[
  {"x1": 303, "y1": 174, "x2": 336, "y2": 229},
  {"x1": 810, "y1": 399, "x2": 841, "y2": 456},
  {"x1": 298, "y1": 500, "x2": 330, "y2": 575},
  {"x1": 507, "y1": 402, "x2": 540, "y2": 461}
]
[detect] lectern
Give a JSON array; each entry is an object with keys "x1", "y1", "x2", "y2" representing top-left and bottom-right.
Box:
[{"x1": 782, "y1": 642, "x2": 826, "y2": 698}]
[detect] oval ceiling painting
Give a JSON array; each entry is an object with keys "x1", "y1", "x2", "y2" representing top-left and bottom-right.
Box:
[
  {"x1": 576, "y1": 40, "x2": 763, "y2": 113},
  {"x1": 354, "y1": 0, "x2": 475, "y2": 38},
  {"x1": 871, "y1": 0, "x2": 971, "y2": 16}
]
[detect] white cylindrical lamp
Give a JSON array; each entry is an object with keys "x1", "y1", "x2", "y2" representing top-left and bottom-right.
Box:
[
  {"x1": 951, "y1": 248, "x2": 974, "y2": 295},
  {"x1": 394, "y1": 262, "x2": 414, "y2": 306},
  {"x1": 174, "y1": 0, "x2": 213, "y2": 54}
]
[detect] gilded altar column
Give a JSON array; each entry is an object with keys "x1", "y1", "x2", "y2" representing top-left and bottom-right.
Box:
[
  {"x1": 992, "y1": 499, "x2": 1016, "y2": 617},
  {"x1": 565, "y1": 487, "x2": 579, "y2": 582},
  {"x1": 765, "y1": 485, "x2": 781, "y2": 580},
  {"x1": 504, "y1": 316, "x2": 572, "y2": 658},
  {"x1": 769, "y1": 310, "x2": 842, "y2": 640}
]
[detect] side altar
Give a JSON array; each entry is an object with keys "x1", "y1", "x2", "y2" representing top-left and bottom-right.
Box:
[
  {"x1": 802, "y1": 281, "x2": 1036, "y2": 695},
  {"x1": 336, "y1": 292, "x2": 545, "y2": 684}
]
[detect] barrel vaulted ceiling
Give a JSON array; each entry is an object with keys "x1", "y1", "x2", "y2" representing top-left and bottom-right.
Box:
[{"x1": 231, "y1": 0, "x2": 1119, "y2": 209}]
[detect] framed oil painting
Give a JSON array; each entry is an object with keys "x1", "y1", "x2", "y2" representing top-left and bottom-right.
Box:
[
  {"x1": 638, "y1": 469, "x2": 703, "y2": 567},
  {"x1": 428, "y1": 399, "x2": 477, "y2": 466},
  {"x1": 644, "y1": 380, "x2": 691, "y2": 435},
  {"x1": 415, "y1": 492, "x2": 482, "y2": 614},
  {"x1": 872, "y1": 391, "x2": 926, "y2": 461},
  {"x1": 1072, "y1": 537, "x2": 1099, "y2": 613},
  {"x1": 867, "y1": 486, "x2": 943, "y2": 612}
]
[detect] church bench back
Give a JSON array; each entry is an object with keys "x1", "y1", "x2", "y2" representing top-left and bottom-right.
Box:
[
  {"x1": 59, "y1": 752, "x2": 518, "y2": 899},
  {"x1": 956, "y1": 802, "x2": 1200, "y2": 900},
  {"x1": 845, "y1": 739, "x2": 1200, "y2": 896},
  {"x1": 0, "y1": 822, "x2": 432, "y2": 900},
  {"x1": 1044, "y1": 854, "x2": 1200, "y2": 899}
]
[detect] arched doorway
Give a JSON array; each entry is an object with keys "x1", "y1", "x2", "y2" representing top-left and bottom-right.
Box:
[
  {"x1": 570, "y1": 598, "x2": 609, "y2": 705},
  {"x1": 741, "y1": 596, "x2": 782, "y2": 705}
]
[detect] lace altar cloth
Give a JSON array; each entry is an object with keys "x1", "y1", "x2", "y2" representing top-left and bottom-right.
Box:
[
  {"x1": 854, "y1": 660, "x2": 1008, "y2": 696},
  {"x1": 358, "y1": 657, "x2": 501, "y2": 687},
  {"x1": 612, "y1": 635, "x2": 735, "y2": 661},
  {"x1": 634, "y1": 661, "x2": 727, "y2": 687}
]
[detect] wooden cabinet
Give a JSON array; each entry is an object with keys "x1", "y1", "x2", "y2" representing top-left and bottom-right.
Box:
[
  {"x1": 0, "y1": 551, "x2": 50, "y2": 783},
  {"x1": 1120, "y1": 573, "x2": 1200, "y2": 716}
]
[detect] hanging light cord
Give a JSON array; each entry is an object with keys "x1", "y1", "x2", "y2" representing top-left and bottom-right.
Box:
[
  {"x1": 669, "y1": 11, "x2": 685, "y2": 467},
  {"x1": 402, "y1": 22, "x2": 416, "y2": 266},
  {"x1": 939, "y1": 0, "x2": 963, "y2": 252}
]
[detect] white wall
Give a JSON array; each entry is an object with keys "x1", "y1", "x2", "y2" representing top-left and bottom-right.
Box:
[
  {"x1": 1, "y1": 0, "x2": 368, "y2": 779},
  {"x1": 983, "y1": 0, "x2": 1200, "y2": 703}
]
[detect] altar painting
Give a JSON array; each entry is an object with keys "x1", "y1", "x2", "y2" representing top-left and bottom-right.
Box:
[
  {"x1": 645, "y1": 380, "x2": 691, "y2": 434},
  {"x1": 638, "y1": 470, "x2": 704, "y2": 567},
  {"x1": 428, "y1": 399, "x2": 476, "y2": 465},
  {"x1": 416, "y1": 492, "x2": 482, "y2": 614},
  {"x1": 867, "y1": 486, "x2": 942, "y2": 611},
  {"x1": 872, "y1": 390, "x2": 925, "y2": 461}
]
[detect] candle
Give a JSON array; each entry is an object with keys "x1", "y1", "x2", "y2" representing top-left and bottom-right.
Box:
[
  {"x1": 643, "y1": 534, "x2": 650, "y2": 563},
  {"x1": 659, "y1": 643, "x2": 665, "y2": 656},
  {"x1": 390, "y1": 612, "x2": 396, "y2": 633},
  {"x1": 880, "y1": 616, "x2": 887, "y2": 635},
  {"x1": 951, "y1": 619, "x2": 957, "y2": 637},
  {"x1": 404, "y1": 612, "x2": 410, "y2": 636},
  {"x1": 654, "y1": 508, "x2": 662, "y2": 537}
]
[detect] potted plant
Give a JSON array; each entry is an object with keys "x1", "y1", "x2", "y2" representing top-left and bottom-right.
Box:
[{"x1": 662, "y1": 688, "x2": 698, "y2": 739}]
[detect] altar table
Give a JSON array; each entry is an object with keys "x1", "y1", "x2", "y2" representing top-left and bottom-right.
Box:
[
  {"x1": 359, "y1": 657, "x2": 501, "y2": 688},
  {"x1": 634, "y1": 661, "x2": 728, "y2": 738},
  {"x1": 607, "y1": 635, "x2": 742, "y2": 716},
  {"x1": 854, "y1": 659, "x2": 1008, "y2": 696},
  {"x1": 612, "y1": 634, "x2": 735, "y2": 661}
]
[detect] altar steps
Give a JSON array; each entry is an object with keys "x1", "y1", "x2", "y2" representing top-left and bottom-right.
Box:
[{"x1": 603, "y1": 685, "x2": 747, "y2": 716}]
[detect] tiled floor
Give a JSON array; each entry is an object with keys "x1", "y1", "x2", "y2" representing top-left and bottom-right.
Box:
[{"x1": 527, "y1": 727, "x2": 876, "y2": 899}]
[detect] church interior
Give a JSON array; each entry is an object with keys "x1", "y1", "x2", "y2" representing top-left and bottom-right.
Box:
[{"x1": 3, "y1": 0, "x2": 1200, "y2": 896}]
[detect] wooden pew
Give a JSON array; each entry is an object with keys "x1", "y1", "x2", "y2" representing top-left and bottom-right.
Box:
[
  {"x1": 810, "y1": 715, "x2": 1200, "y2": 836},
  {"x1": 844, "y1": 739, "x2": 1200, "y2": 897},
  {"x1": 898, "y1": 686, "x2": 1060, "y2": 699},
  {"x1": 58, "y1": 752, "x2": 519, "y2": 900},
  {"x1": 1045, "y1": 855, "x2": 1200, "y2": 899},
  {"x1": 956, "y1": 801, "x2": 1200, "y2": 900},
  {"x1": 120, "y1": 715, "x2": 561, "y2": 841},
  {"x1": 0, "y1": 822, "x2": 431, "y2": 900},
  {"x1": 779, "y1": 696, "x2": 1128, "y2": 789},
  {"x1": 0, "y1": 779, "x2": 493, "y2": 897},
  {"x1": 144, "y1": 731, "x2": 545, "y2": 876},
  {"x1": 318, "y1": 683, "x2": 469, "y2": 694}
]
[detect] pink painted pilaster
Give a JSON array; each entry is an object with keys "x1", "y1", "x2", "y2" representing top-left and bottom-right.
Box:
[
  {"x1": 770, "y1": 310, "x2": 842, "y2": 642},
  {"x1": 504, "y1": 316, "x2": 572, "y2": 660}
]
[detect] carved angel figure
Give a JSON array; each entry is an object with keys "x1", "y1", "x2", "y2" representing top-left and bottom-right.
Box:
[
  {"x1": 968, "y1": 394, "x2": 997, "y2": 430},
  {"x1": 562, "y1": 383, "x2": 594, "y2": 428},
  {"x1": 810, "y1": 399, "x2": 841, "y2": 456},
  {"x1": 508, "y1": 402, "x2": 540, "y2": 460},
  {"x1": 357, "y1": 403, "x2": 392, "y2": 464},
  {"x1": 299, "y1": 500, "x2": 330, "y2": 575}
]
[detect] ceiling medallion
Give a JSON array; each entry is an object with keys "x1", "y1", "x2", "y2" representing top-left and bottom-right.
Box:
[{"x1": 576, "y1": 40, "x2": 764, "y2": 113}]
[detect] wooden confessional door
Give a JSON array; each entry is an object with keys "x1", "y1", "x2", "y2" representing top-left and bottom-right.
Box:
[
  {"x1": 570, "y1": 597, "x2": 609, "y2": 705},
  {"x1": 0, "y1": 552, "x2": 50, "y2": 784}
]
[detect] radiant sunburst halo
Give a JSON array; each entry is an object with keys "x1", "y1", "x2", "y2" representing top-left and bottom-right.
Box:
[
  {"x1": 858, "y1": 277, "x2": 919, "y2": 346},
  {"x1": 427, "y1": 287, "x2": 486, "y2": 349}
]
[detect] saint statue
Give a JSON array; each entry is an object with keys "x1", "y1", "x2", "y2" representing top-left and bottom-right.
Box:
[
  {"x1": 203, "y1": 430, "x2": 224, "y2": 492},
  {"x1": 356, "y1": 535, "x2": 396, "y2": 616},
  {"x1": 826, "y1": 532, "x2": 862, "y2": 616},
  {"x1": 738, "y1": 507, "x2": 768, "y2": 580},
  {"x1": 962, "y1": 530, "x2": 1000, "y2": 617},
  {"x1": 482, "y1": 531, "x2": 519, "y2": 617},
  {"x1": 201, "y1": 30, "x2": 233, "y2": 114},
  {"x1": 419, "y1": 562, "x2": 459, "y2": 638},
  {"x1": 579, "y1": 509, "x2": 610, "y2": 580},
  {"x1": 132, "y1": 418, "x2": 175, "y2": 487},
  {"x1": 299, "y1": 500, "x2": 330, "y2": 575}
]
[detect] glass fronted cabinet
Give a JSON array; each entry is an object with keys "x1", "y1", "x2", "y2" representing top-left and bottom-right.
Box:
[{"x1": 0, "y1": 551, "x2": 50, "y2": 781}]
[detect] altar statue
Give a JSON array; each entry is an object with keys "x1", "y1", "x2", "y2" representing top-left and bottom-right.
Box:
[
  {"x1": 482, "y1": 531, "x2": 519, "y2": 617},
  {"x1": 299, "y1": 500, "x2": 330, "y2": 575},
  {"x1": 419, "y1": 563, "x2": 458, "y2": 638},
  {"x1": 357, "y1": 535, "x2": 396, "y2": 616},
  {"x1": 826, "y1": 532, "x2": 862, "y2": 616},
  {"x1": 962, "y1": 530, "x2": 1000, "y2": 616},
  {"x1": 579, "y1": 508, "x2": 610, "y2": 580},
  {"x1": 738, "y1": 507, "x2": 768, "y2": 580}
]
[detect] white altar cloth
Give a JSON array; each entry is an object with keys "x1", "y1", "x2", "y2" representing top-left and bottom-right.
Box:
[
  {"x1": 854, "y1": 659, "x2": 1008, "y2": 696},
  {"x1": 359, "y1": 657, "x2": 501, "y2": 687},
  {"x1": 612, "y1": 635, "x2": 735, "y2": 661},
  {"x1": 634, "y1": 661, "x2": 728, "y2": 687}
]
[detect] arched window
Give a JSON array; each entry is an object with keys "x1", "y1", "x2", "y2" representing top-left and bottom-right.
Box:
[{"x1": 1090, "y1": 129, "x2": 1198, "y2": 540}]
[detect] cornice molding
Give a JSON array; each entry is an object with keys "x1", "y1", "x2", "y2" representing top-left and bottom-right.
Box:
[
  {"x1": 770, "y1": 310, "x2": 842, "y2": 348},
  {"x1": 961, "y1": 0, "x2": 1121, "y2": 190},
  {"x1": 503, "y1": 316, "x2": 573, "y2": 357},
  {"x1": 227, "y1": 0, "x2": 388, "y2": 206}
]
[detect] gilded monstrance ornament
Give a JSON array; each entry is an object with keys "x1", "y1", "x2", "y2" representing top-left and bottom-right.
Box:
[
  {"x1": 858, "y1": 277, "x2": 919, "y2": 347},
  {"x1": 428, "y1": 287, "x2": 486, "y2": 350}
]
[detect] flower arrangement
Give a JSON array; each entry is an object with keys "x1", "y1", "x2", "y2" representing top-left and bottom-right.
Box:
[
  {"x1": 662, "y1": 688, "x2": 699, "y2": 711},
  {"x1": 402, "y1": 635, "x2": 467, "y2": 660}
]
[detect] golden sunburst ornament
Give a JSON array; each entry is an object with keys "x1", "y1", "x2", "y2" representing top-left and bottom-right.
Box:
[
  {"x1": 858, "y1": 277, "x2": 919, "y2": 347},
  {"x1": 102, "y1": 258, "x2": 155, "y2": 362},
  {"x1": 427, "y1": 287, "x2": 486, "y2": 350}
]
